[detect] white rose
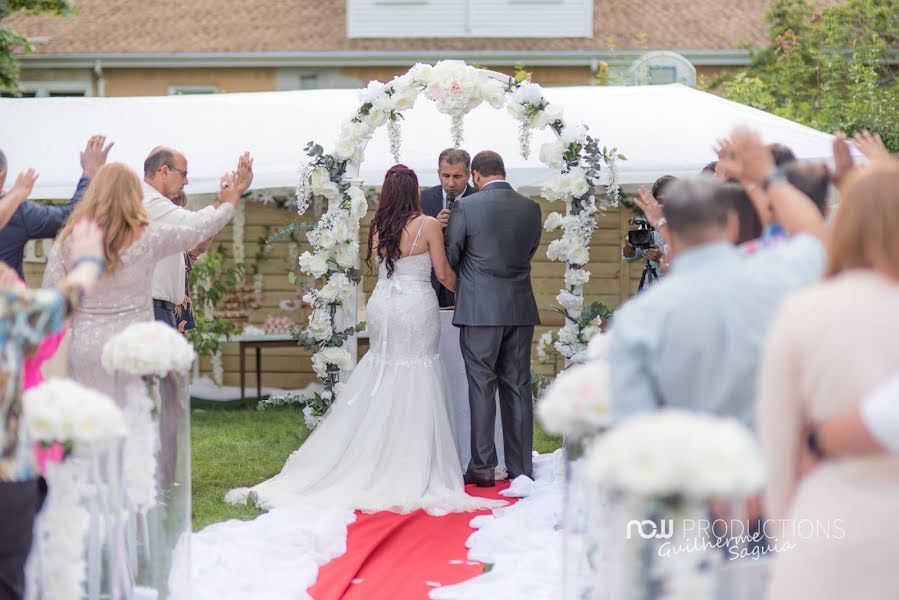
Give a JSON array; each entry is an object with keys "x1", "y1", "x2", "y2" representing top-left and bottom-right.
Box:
[
  {"x1": 359, "y1": 80, "x2": 387, "y2": 104},
  {"x1": 309, "y1": 310, "x2": 333, "y2": 341},
  {"x1": 571, "y1": 177, "x2": 590, "y2": 199},
  {"x1": 539, "y1": 141, "x2": 566, "y2": 169},
  {"x1": 537, "y1": 361, "x2": 610, "y2": 437},
  {"x1": 408, "y1": 63, "x2": 432, "y2": 84},
  {"x1": 543, "y1": 104, "x2": 563, "y2": 124},
  {"x1": 568, "y1": 244, "x2": 590, "y2": 266},
  {"x1": 543, "y1": 212, "x2": 563, "y2": 231},
  {"x1": 335, "y1": 241, "x2": 359, "y2": 268},
  {"x1": 311, "y1": 353, "x2": 328, "y2": 378},
  {"x1": 486, "y1": 84, "x2": 506, "y2": 109},
  {"x1": 366, "y1": 105, "x2": 388, "y2": 128},
  {"x1": 506, "y1": 103, "x2": 527, "y2": 120},
  {"x1": 317, "y1": 229, "x2": 336, "y2": 249},
  {"x1": 560, "y1": 124, "x2": 587, "y2": 146},
  {"x1": 333, "y1": 139, "x2": 357, "y2": 162},
  {"x1": 299, "y1": 252, "x2": 329, "y2": 278},
  {"x1": 321, "y1": 346, "x2": 352, "y2": 369},
  {"x1": 320, "y1": 273, "x2": 352, "y2": 304},
  {"x1": 347, "y1": 187, "x2": 369, "y2": 220},
  {"x1": 308, "y1": 167, "x2": 330, "y2": 190}
]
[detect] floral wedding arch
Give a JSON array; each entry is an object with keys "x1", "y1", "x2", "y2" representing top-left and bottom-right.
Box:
[{"x1": 282, "y1": 60, "x2": 622, "y2": 415}]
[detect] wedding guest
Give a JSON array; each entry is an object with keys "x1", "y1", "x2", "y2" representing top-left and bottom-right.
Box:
[
  {"x1": 170, "y1": 190, "x2": 211, "y2": 333},
  {"x1": 801, "y1": 371, "x2": 899, "y2": 464},
  {"x1": 0, "y1": 136, "x2": 112, "y2": 278},
  {"x1": 142, "y1": 147, "x2": 252, "y2": 328},
  {"x1": 43, "y1": 163, "x2": 240, "y2": 400},
  {"x1": 623, "y1": 175, "x2": 674, "y2": 285},
  {"x1": 611, "y1": 127, "x2": 828, "y2": 427},
  {"x1": 420, "y1": 148, "x2": 475, "y2": 307},
  {"x1": 757, "y1": 159, "x2": 899, "y2": 600},
  {"x1": 0, "y1": 218, "x2": 104, "y2": 600}
]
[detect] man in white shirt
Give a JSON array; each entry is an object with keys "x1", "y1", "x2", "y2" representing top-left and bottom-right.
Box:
[{"x1": 142, "y1": 147, "x2": 253, "y2": 327}]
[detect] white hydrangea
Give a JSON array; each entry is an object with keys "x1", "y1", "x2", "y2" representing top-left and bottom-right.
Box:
[
  {"x1": 587, "y1": 410, "x2": 765, "y2": 498},
  {"x1": 546, "y1": 238, "x2": 571, "y2": 262},
  {"x1": 568, "y1": 244, "x2": 590, "y2": 266},
  {"x1": 102, "y1": 321, "x2": 195, "y2": 377},
  {"x1": 537, "y1": 361, "x2": 611, "y2": 438},
  {"x1": 556, "y1": 290, "x2": 584, "y2": 315},
  {"x1": 560, "y1": 123, "x2": 588, "y2": 146},
  {"x1": 347, "y1": 186, "x2": 369, "y2": 220},
  {"x1": 564, "y1": 268, "x2": 590, "y2": 288}
]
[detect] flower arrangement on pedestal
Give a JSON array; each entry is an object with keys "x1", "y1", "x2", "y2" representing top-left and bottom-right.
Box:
[
  {"x1": 279, "y1": 60, "x2": 623, "y2": 422},
  {"x1": 23, "y1": 379, "x2": 127, "y2": 600}
]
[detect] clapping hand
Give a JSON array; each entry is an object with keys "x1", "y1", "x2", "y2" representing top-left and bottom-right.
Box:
[
  {"x1": 716, "y1": 127, "x2": 774, "y2": 187},
  {"x1": 80, "y1": 135, "x2": 114, "y2": 178},
  {"x1": 827, "y1": 132, "x2": 854, "y2": 188},
  {"x1": 234, "y1": 152, "x2": 254, "y2": 194},
  {"x1": 219, "y1": 171, "x2": 240, "y2": 206},
  {"x1": 851, "y1": 130, "x2": 891, "y2": 161},
  {"x1": 633, "y1": 186, "x2": 664, "y2": 228}
]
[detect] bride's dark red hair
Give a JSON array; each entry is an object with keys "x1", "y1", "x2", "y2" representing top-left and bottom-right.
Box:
[{"x1": 366, "y1": 164, "x2": 421, "y2": 278}]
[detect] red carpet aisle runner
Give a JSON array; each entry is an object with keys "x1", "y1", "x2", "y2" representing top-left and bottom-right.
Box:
[{"x1": 309, "y1": 482, "x2": 514, "y2": 600}]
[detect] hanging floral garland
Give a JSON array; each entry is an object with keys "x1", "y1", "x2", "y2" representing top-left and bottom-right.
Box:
[{"x1": 278, "y1": 61, "x2": 623, "y2": 419}]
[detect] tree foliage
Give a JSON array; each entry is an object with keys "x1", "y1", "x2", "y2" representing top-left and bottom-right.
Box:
[
  {"x1": 0, "y1": 0, "x2": 76, "y2": 93},
  {"x1": 707, "y1": 0, "x2": 899, "y2": 151}
]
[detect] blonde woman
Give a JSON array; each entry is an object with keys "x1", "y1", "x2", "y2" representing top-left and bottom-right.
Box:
[
  {"x1": 757, "y1": 159, "x2": 899, "y2": 600},
  {"x1": 43, "y1": 163, "x2": 239, "y2": 398}
]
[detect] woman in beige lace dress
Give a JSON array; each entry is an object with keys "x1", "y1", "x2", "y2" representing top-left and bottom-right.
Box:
[
  {"x1": 43, "y1": 163, "x2": 239, "y2": 399},
  {"x1": 757, "y1": 160, "x2": 899, "y2": 600}
]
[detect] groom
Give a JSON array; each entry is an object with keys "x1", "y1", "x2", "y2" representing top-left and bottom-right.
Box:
[{"x1": 446, "y1": 150, "x2": 542, "y2": 486}]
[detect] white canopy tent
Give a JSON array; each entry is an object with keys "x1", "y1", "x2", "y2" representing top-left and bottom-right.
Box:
[{"x1": 0, "y1": 83, "x2": 850, "y2": 199}]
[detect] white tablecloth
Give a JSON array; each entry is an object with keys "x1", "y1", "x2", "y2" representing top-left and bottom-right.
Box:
[{"x1": 438, "y1": 310, "x2": 505, "y2": 472}]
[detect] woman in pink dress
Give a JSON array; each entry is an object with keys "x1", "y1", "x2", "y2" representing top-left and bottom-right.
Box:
[{"x1": 757, "y1": 159, "x2": 899, "y2": 600}]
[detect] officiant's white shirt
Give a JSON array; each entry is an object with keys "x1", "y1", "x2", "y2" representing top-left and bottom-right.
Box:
[{"x1": 441, "y1": 186, "x2": 470, "y2": 209}]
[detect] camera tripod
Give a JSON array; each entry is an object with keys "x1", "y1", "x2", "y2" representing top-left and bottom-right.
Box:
[{"x1": 637, "y1": 257, "x2": 659, "y2": 292}]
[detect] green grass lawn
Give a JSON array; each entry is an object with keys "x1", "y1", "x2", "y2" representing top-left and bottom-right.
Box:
[{"x1": 190, "y1": 399, "x2": 563, "y2": 531}]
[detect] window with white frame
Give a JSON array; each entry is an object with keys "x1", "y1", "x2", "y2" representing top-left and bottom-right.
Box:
[
  {"x1": 348, "y1": 0, "x2": 592, "y2": 38},
  {"x1": 1, "y1": 81, "x2": 92, "y2": 97},
  {"x1": 168, "y1": 85, "x2": 219, "y2": 95}
]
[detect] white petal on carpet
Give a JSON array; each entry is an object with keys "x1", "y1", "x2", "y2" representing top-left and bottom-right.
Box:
[
  {"x1": 191, "y1": 505, "x2": 355, "y2": 600},
  {"x1": 430, "y1": 450, "x2": 590, "y2": 599}
]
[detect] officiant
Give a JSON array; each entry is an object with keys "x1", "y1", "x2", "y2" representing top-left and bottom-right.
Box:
[{"x1": 420, "y1": 148, "x2": 475, "y2": 308}]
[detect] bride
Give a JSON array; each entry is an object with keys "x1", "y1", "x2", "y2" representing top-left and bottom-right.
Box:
[{"x1": 229, "y1": 165, "x2": 504, "y2": 515}]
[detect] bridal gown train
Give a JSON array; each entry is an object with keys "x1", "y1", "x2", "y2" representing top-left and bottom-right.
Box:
[{"x1": 231, "y1": 243, "x2": 505, "y2": 516}]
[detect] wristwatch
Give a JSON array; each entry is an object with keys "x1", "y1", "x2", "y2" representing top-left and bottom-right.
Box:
[
  {"x1": 762, "y1": 168, "x2": 790, "y2": 191},
  {"x1": 655, "y1": 217, "x2": 668, "y2": 229},
  {"x1": 806, "y1": 427, "x2": 826, "y2": 460}
]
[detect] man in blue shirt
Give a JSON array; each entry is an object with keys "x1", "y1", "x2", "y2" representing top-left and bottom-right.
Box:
[
  {"x1": 0, "y1": 135, "x2": 113, "y2": 278},
  {"x1": 610, "y1": 127, "x2": 829, "y2": 427}
]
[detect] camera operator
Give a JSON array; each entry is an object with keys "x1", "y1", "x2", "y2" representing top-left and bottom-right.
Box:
[{"x1": 622, "y1": 175, "x2": 676, "y2": 290}]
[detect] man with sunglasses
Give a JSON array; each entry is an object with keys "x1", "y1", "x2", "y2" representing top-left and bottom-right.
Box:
[{"x1": 142, "y1": 147, "x2": 253, "y2": 327}]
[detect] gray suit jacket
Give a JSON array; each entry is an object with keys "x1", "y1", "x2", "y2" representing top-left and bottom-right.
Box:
[{"x1": 445, "y1": 181, "x2": 542, "y2": 327}]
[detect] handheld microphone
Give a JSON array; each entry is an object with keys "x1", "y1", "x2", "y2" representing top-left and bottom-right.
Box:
[{"x1": 445, "y1": 192, "x2": 456, "y2": 211}]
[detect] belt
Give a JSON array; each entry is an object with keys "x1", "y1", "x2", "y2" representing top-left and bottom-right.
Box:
[{"x1": 153, "y1": 299, "x2": 177, "y2": 312}]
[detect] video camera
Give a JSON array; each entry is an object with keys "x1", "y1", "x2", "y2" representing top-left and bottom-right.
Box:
[{"x1": 627, "y1": 217, "x2": 655, "y2": 250}]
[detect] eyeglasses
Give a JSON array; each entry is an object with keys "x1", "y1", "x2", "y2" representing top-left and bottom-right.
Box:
[{"x1": 162, "y1": 166, "x2": 188, "y2": 178}]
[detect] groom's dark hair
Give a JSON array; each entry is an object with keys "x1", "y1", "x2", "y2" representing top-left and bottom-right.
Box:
[{"x1": 471, "y1": 151, "x2": 505, "y2": 178}]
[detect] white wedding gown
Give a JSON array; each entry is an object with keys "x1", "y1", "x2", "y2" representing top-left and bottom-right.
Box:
[{"x1": 228, "y1": 244, "x2": 504, "y2": 516}]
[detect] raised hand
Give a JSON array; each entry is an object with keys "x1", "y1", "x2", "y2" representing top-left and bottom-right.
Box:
[
  {"x1": 9, "y1": 168, "x2": 38, "y2": 199},
  {"x1": 80, "y1": 135, "x2": 115, "y2": 178},
  {"x1": 851, "y1": 130, "x2": 891, "y2": 161},
  {"x1": 234, "y1": 151, "x2": 254, "y2": 194},
  {"x1": 828, "y1": 132, "x2": 854, "y2": 188},
  {"x1": 633, "y1": 186, "x2": 664, "y2": 228},
  {"x1": 219, "y1": 171, "x2": 241, "y2": 206},
  {"x1": 716, "y1": 127, "x2": 774, "y2": 187}
]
